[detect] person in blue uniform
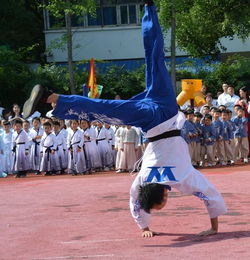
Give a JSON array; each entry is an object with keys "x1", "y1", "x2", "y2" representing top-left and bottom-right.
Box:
[{"x1": 23, "y1": 0, "x2": 227, "y2": 237}]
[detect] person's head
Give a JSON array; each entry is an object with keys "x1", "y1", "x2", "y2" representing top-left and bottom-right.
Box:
[
  {"x1": 2, "y1": 120, "x2": 11, "y2": 132},
  {"x1": 222, "y1": 83, "x2": 228, "y2": 93},
  {"x1": 104, "y1": 123, "x2": 110, "y2": 129},
  {"x1": 51, "y1": 102, "x2": 57, "y2": 109},
  {"x1": 194, "y1": 112, "x2": 202, "y2": 123},
  {"x1": 204, "y1": 114, "x2": 212, "y2": 126},
  {"x1": 13, "y1": 119, "x2": 23, "y2": 132},
  {"x1": 217, "y1": 91, "x2": 222, "y2": 98},
  {"x1": 218, "y1": 105, "x2": 226, "y2": 111},
  {"x1": 80, "y1": 120, "x2": 89, "y2": 130},
  {"x1": 201, "y1": 105, "x2": 210, "y2": 115},
  {"x1": 2, "y1": 109, "x2": 11, "y2": 120},
  {"x1": 97, "y1": 121, "x2": 103, "y2": 128},
  {"x1": 23, "y1": 120, "x2": 30, "y2": 132},
  {"x1": 32, "y1": 117, "x2": 41, "y2": 129},
  {"x1": 43, "y1": 121, "x2": 52, "y2": 135},
  {"x1": 185, "y1": 110, "x2": 194, "y2": 121},
  {"x1": 221, "y1": 110, "x2": 229, "y2": 121},
  {"x1": 236, "y1": 107, "x2": 244, "y2": 118},
  {"x1": 138, "y1": 183, "x2": 169, "y2": 213},
  {"x1": 12, "y1": 104, "x2": 21, "y2": 116},
  {"x1": 227, "y1": 85, "x2": 235, "y2": 96},
  {"x1": 239, "y1": 86, "x2": 248, "y2": 100},
  {"x1": 234, "y1": 104, "x2": 241, "y2": 115},
  {"x1": 205, "y1": 93, "x2": 213, "y2": 105},
  {"x1": 201, "y1": 85, "x2": 207, "y2": 95},
  {"x1": 70, "y1": 120, "x2": 79, "y2": 131},
  {"x1": 59, "y1": 119, "x2": 66, "y2": 129},
  {"x1": 212, "y1": 108, "x2": 221, "y2": 120},
  {"x1": 114, "y1": 95, "x2": 121, "y2": 100},
  {"x1": 53, "y1": 120, "x2": 60, "y2": 133},
  {"x1": 210, "y1": 107, "x2": 217, "y2": 116},
  {"x1": 126, "y1": 125, "x2": 132, "y2": 129}
]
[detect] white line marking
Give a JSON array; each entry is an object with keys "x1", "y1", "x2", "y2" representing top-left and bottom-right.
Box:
[{"x1": 33, "y1": 254, "x2": 114, "y2": 260}]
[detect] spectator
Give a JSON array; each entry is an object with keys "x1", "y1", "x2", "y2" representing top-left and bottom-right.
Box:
[
  {"x1": 225, "y1": 85, "x2": 240, "y2": 115},
  {"x1": 217, "y1": 83, "x2": 229, "y2": 106}
]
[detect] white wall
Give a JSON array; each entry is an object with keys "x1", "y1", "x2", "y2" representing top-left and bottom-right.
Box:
[{"x1": 45, "y1": 26, "x2": 250, "y2": 62}]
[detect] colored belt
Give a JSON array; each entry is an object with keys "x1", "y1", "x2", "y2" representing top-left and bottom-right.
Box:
[{"x1": 148, "y1": 130, "x2": 181, "y2": 142}]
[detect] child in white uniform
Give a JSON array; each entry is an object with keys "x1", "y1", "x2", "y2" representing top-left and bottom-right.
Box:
[
  {"x1": 40, "y1": 121, "x2": 59, "y2": 175},
  {"x1": 67, "y1": 120, "x2": 86, "y2": 175},
  {"x1": 1, "y1": 121, "x2": 13, "y2": 174},
  {"x1": 29, "y1": 117, "x2": 43, "y2": 174},
  {"x1": 12, "y1": 119, "x2": 30, "y2": 177}
]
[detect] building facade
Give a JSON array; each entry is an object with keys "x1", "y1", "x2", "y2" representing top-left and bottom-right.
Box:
[{"x1": 43, "y1": 0, "x2": 250, "y2": 68}]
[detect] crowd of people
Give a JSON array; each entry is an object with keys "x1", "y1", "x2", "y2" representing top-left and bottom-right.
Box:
[
  {"x1": 181, "y1": 84, "x2": 250, "y2": 167},
  {"x1": 0, "y1": 83, "x2": 249, "y2": 178}
]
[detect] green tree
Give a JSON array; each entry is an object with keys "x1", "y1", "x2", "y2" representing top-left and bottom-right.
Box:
[
  {"x1": 42, "y1": 0, "x2": 96, "y2": 94},
  {"x1": 156, "y1": 0, "x2": 250, "y2": 57},
  {"x1": 0, "y1": 0, "x2": 44, "y2": 62}
]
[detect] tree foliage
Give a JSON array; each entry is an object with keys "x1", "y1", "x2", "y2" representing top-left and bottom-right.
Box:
[
  {"x1": 156, "y1": 0, "x2": 250, "y2": 57},
  {"x1": 0, "y1": 0, "x2": 44, "y2": 62}
]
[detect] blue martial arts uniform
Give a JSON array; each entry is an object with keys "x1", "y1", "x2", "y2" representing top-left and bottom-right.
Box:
[{"x1": 53, "y1": 5, "x2": 178, "y2": 133}]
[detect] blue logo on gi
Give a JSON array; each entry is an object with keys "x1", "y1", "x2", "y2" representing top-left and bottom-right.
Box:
[{"x1": 145, "y1": 167, "x2": 178, "y2": 183}]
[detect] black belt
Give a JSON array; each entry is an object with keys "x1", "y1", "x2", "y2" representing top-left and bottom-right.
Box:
[
  {"x1": 96, "y1": 138, "x2": 106, "y2": 142},
  {"x1": 148, "y1": 130, "x2": 181, "y2": 142},
  {"x1": 44, "y1": 145, "x2": 53, "y2": 161}
]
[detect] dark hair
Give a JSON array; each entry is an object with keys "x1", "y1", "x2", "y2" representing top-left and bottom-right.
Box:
[
  {"x1": 2, "y1": 120, "x2": 11, "y2": 126},
  {"x1": 32, "y1": 117, "x2": 41, "y2": 123},
  {"x1": 138, "y1": 183, "x2": 165, "y2": 213},
  {"x1": 43, "y1": 122, "x2": 52, "y2": 127},
  {"x1": 52, "y1": 121, "x2": 60, "y2": 126},
  {"x1": 213, "y1": 108, "x2": 220, "y2": 113},
  {"x1": 221, "y1": 109, "x2": 228, "y2": 114},
  {"x1": 13, "y1": 119, "x2": 23, "y2": 125},
  {"x1": 194, "y1": 112, "x2": 203, "y2": 118},
  {"x1": 23, "y1": 120, "x2": 30, "y2": 124},
  {"x1": 204, "y1": 114, "x2": 212, "y2": 120},
  {"x1": 203, "y1": 105, "x2": 210, "y2": 109}
]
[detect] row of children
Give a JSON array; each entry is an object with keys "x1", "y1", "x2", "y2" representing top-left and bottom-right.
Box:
[
  {"x1": 0, "y1": 117, "x2": 142, "y2": 177},
  {"x1": 181, "y1": 105, "x2": 249, "y2": 167}
]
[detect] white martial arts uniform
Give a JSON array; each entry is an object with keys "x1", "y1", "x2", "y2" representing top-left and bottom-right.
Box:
[
  {"x1": 96, "y1": 127, "x2": 113, "y2": 168},
  {"x1": 54, "y1": 129, "x2": 68, "y2": 170},
  {"x1": 29, "y1": 127, "x2": 43, "y2": 171},
  {"x1": 67, "y1": 129, "x2": 86, "y2": 174},
  {"x1": 1, "y1": 131, "x2": 13, "y2": 174},
  {"x1": 40, "y1": 132, "x2": 59, "y2": 172},
  {"x1": 82, "y1": 127, "x2": 102, "y2": 170},
  {"x1": 12, "y1": 130, "x2": 30, "y2": 172},
  {"x1": 130, "y1": 112, "x2": 227, "y2": 229}
]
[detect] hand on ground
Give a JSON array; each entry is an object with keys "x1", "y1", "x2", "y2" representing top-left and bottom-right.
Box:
[{"x1": 142, "y1": 230, "x2": 160, "y2": 238}]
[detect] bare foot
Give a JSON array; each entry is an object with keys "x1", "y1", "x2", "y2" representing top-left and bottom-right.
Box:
[
  {"x1": 47, "y1": 93, "x2": 59, "y2": 104},
  {"x1": 198, "y1": 228, "x2": 218, "y2": 236}
]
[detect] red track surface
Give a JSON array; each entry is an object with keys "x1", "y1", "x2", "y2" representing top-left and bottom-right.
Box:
[{"x1": 1, "y1": 164, "x2": 250, "y2": 260}]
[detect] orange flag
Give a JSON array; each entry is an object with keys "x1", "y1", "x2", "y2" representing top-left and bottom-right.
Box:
[{"x1": 87, "y1": 58, "x2": 99, "y2": 99}]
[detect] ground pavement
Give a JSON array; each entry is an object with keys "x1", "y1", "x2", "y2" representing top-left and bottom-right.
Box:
[{"x1": 1, "y1": 164, "x2": 250, "y2": 260}]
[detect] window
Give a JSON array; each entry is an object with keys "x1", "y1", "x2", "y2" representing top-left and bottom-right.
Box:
[
  {"x1": 120, "y1": 5, "x2": 137, "y2": 25},
  {"x1": 46, "y1": 1, "x2": 141, "y2": 29},
  {"x1": 103, "y1": 7, "x2": 117, "y2": 25},
  {"x1": 71, "y1": 14, "x2": 85, "y2": 27},
  {"x1": 49, "y1": 13, "x2": 65, "y2": 29}
]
